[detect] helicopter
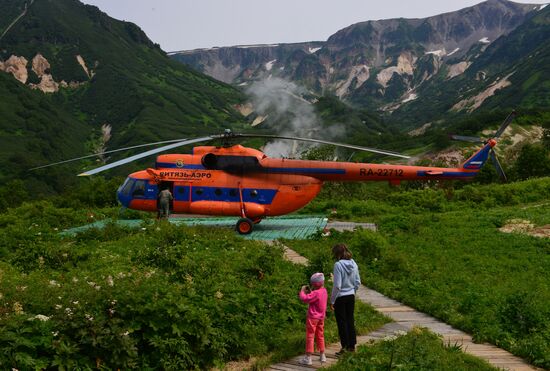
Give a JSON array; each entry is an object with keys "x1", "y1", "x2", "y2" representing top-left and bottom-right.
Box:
[{"x1": 32, "y1": 112, "x2": 515, "y2": 234}]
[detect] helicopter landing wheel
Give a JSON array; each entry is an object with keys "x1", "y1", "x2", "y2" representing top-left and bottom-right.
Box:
[
  {"x1": 251, "y1": 217, "x2": 262, "y2": 224},
  {"x1": 236, "y1": 218, "x2": 254, "y2": 235}
]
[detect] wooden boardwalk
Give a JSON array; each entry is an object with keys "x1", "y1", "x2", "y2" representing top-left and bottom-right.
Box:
[{"x1": 268, "y1": 243, "x2": 540, "y2": 371}]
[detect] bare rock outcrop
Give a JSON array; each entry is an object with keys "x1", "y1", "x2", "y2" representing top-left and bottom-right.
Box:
[
  {"x1": 0, "y1": 55, "x2": 29, "y2": 83},
  {"x1": 76, "y1": 55, "x2": 93, "y2": 78},
  {"x1": 30, "y1": 74, "x2": 59, "y2": 93},
  {"x1": 32, "y1": 53, "x2": 50, "y2": 77}
]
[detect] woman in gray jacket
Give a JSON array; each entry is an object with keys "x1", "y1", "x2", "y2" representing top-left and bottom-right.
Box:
[{"x1": 330, "y1": 243, "x2": 361, "y2": 355}]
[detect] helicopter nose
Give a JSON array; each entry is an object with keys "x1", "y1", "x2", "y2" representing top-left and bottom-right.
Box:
[{"x1": 117, "y1": 179, "x2": 133, "y2": 207}]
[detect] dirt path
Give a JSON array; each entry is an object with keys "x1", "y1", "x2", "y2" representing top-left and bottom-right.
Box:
[{"x1": 267, "y1": 243, "x2": 540, "y2": 371}]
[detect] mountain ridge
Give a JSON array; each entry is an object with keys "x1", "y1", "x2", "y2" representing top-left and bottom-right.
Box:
[{"x1": 171, "y1": 0, "x2": 548, "y2": 125}]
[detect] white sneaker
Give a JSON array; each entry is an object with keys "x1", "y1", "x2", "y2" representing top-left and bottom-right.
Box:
[
  {"x1": 299, "y1": 355, "x2": 312, "y2": 365},
  {"x1": 320, "y1": 353, "x2": 327, "y2": 363}
]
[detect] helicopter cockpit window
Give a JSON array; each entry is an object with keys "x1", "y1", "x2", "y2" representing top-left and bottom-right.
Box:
[
  {"x1": 132, "y1": 180, "x2": 146, "y2": 196},
  {"x1": 120, "y1": 178, "x2": 135, "y2": 196},
  {"x1": 250, "y1": 190, "x2": 258, "y2": 198}
]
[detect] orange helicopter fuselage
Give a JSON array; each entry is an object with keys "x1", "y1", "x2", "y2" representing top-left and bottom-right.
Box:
[{"x1": 117, "y1": 142, "x2": 494, "y2": 219}]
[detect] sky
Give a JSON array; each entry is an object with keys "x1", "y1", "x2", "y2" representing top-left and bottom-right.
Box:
[{"x1": 81, "y1": 0, "x2": 549, "y2": 52}]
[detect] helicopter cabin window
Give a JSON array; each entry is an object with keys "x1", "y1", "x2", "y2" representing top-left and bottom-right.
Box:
[
  {"x1": 132, "y1": 180, "x2": 147, "y2": 196},
  {"x1": 250, "y1": 190, "x2": 258, "y2": 198},
  {"x1": 195, "y1": 188, "x2": 204, "y2": 195},
  {"x1": 229, "y1": 189, "x2": 238, "y2": 197},
  {"x1": 214, "y1": 188, "x2": 223, "y2": 197}
]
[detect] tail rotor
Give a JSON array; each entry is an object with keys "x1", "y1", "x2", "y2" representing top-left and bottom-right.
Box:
[{"x1": 451, "y1": 111, "x2": 516, "y2": 182}]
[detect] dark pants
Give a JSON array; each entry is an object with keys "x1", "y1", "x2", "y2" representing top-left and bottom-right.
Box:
[
  {"x1": 334, "y1": 294, "x2": 356, "y2": 350},
  {"x1": 159, "y1": 200, "x2": 170, "y2": 219}
]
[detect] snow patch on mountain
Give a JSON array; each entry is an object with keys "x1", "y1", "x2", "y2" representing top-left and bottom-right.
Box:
[
  {"x1": 237, "y1": 44, "x2": 279, "y2": 49},
  {"x1": 537, "y1": 4, "x2": 548, "y2": 10},
  {"x1": 479, "y1": 37, "x2": 490, "y2": 43},
  {"x1": 447, "y1": 48, "x2": 460, "y2": 56},
  {"x1": 265, "y1": 59, "x2": 277, "y2": 71},
  {"x1": 308, "y1": 47, "x2": 322, "y2": 54},
  {"x1": 425, "y1": 49, "x2": 446, "y2": 57}
]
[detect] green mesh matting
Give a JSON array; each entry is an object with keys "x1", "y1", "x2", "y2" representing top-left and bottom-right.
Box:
[{"x1": 61, "y1": 216, "x2": 328, "y2": 240}]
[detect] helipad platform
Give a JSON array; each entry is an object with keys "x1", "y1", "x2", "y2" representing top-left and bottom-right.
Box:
[{"x1": 62, "y1": 216, "x2": 329, "y2": 240}]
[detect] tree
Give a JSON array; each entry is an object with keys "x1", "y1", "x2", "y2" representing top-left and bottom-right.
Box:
[{"x1": 513, "y1": 144, "x2": 550, "y2": 180}]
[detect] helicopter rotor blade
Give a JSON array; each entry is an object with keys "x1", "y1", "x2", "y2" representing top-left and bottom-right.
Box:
[
  {"x1": 78, "y1": 136, "x2": 214, "y2": 176},
  {"x1": 493, "y1": 110, "x2": 516, "y2": 138},
  {"x1": 29, "y1": 138, "x2": 191, "y2": 171},
  {"x1": 450, "y1": 135, "x2": 484, "y2": 143},
  {"x1": 234, "y1": 133, "x2": 410, "y2": 159},
  {"x1": 489, "y1": 149, "x2": 507, "y2": 182}
]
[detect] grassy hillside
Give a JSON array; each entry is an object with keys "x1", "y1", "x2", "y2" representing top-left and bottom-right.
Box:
[{"x1": 0, "y1": 0, "x2": 247, "y2": 191}]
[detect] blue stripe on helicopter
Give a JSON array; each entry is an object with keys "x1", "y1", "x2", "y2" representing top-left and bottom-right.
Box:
[
  {"x1": 264, "y1": 167, "x2": 346, "y2": 174},
  {"x1": 164, "y1": 186, "x2": 277, "y2": 204},
  {"x1": 416, "y1": 171, "x2": 478, "y2": 177}
]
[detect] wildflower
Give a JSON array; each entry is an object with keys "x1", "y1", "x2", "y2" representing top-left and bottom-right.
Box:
[
  {"x1": 141, "y1": 227, "x2": 146, "y2": 231},
  {"x1": 85, "y1": 314, "x2": 94, "y2": 321},
  {"x1": 53, "y1": 227, "x2": 58, "y2": 231},
  {"x1": 55, "y1": 304, "x2": 62, "y2": 310},
  {"x1": 117, "y1": 272, "x2": 126, "y2": 278},
  {"x1": 62, "y1": 253, "x2": 68, "y2": 258},
  {"x1": 215, "y1": 291, "x2": 224, "y2": 299},
  {"x1": 108, "y1": 308, "x2": 115, "y2": 315},
  {"x1": 122, "y1": 331, "x2": 129, "y2": 336},
  {"x1": 65, "y1": 308, "x2": 73, "y2": 316},
  {"x1": 38, "y1": 256, "x2": 45, "y2": 267},
  {"x1": 144, "y1": 270, "x2": 155, "y2": 278},
  {"x1": 395, "y1": 330, "x2": 407, "y2": 337},
  {"x1": 16, "y1": 285, "x2": 27, "y2": 291},
  {"x1": 72, "y1": 301, "x2": 79, "y2": 305},
  {"x1": 49, "y1": 280, "x2": 60, "y2": 287},
  {"x1": 52, "y1": 331, "x2": 59, "y2": 337},
  {"x1": 0, "y1": 293, "x2": 3, "y2": 299},
  {"x1": 106, "y1": 276, "x2": 114, "y2": 287},
  {"x1": 95, "y1": 285, "x2": 101, "y2": 290},
  {"x1": 383, "y1": 335, "x2": 397, "y2": 341},
  {"x1": 36, "y1": 232, "x2": 42, "y2": 236},
  {"x1": 72, "y1": 277, "x2": 79, "y2": 283},
  {"x1": 32, "y1": 314, "x2": 50, "y2": 321},
  {"x1": 13, "y1": 302, "x2": 24, "y2": 315},
  {"x1": 110, "y1": 299, "x2": 117, "y2": 306}
]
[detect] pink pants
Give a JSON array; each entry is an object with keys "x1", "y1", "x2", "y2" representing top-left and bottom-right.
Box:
[{"x1": 305, "y1": 318, "x2": 325, "y2": 353}]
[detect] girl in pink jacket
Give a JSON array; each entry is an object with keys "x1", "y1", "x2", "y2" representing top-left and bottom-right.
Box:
[{"x1": 298, "y1": 272, "x2": 328, "y2": 365}]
